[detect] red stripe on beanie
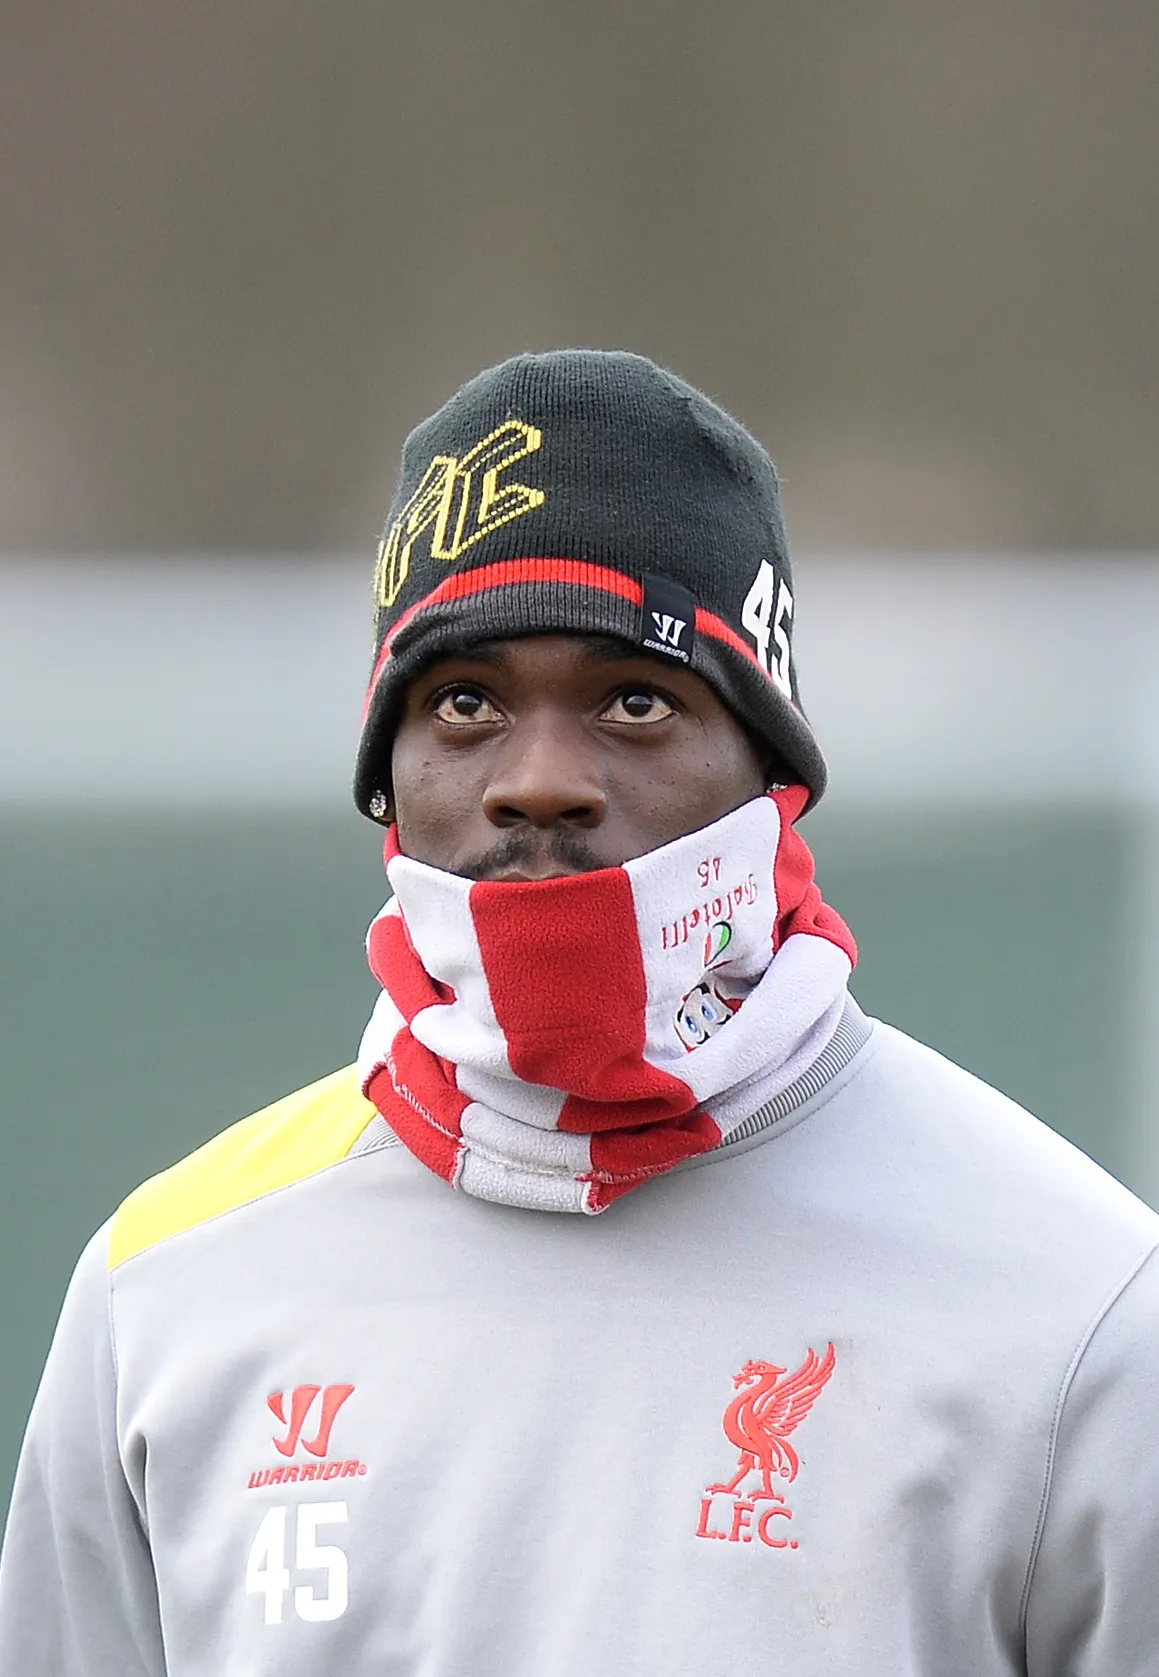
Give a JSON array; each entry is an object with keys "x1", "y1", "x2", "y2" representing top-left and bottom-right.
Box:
[
  {"x1": 363, "y1": 557, "x2": 771, "y2": 716},
  {"x1": 694, "y1": 608, "x2": 764, "y2": 668},
  {"x1": 469, "y1": 868, "x2": 696, "y2": 1129}
]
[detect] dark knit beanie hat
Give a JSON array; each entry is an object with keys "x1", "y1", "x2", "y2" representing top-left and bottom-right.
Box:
[{"x1": 354, "y1": 350, "x2": 827, "y2": 819}]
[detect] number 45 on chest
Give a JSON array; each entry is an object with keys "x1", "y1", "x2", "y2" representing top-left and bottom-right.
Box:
[{"x1": 246, "y1": 1501, "x2": 349, "y2": 1626}]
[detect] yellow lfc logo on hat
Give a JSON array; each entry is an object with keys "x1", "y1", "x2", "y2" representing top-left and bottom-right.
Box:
[{"x1": 374, "y1": 420, "x2": 546, "y2": 610}]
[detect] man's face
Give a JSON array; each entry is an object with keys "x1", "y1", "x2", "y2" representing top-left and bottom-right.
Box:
[{"x1": 391, "y1": 634, "x2": 768, "y2": 879}]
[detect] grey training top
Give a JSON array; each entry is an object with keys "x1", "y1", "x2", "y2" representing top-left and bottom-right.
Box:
[{"x1": 3, "y1": 1007, "x2": 1159, "y2": 1675}]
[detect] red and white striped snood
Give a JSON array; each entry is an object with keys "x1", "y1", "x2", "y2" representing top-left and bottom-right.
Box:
[{"x1": 358, "y1": 787, "x2": 856, "y2": 1214}]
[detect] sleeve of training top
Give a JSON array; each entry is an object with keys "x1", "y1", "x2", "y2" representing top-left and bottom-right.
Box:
[
  {"x1": 1023, "y1": 1242, "x2": 1159, "y2": 1677},
  {"x1": 0, "y1": 1223, "x2": 166, "y2": 1677}
]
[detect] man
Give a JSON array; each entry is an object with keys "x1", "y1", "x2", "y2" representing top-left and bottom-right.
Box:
[{"x1": 2, "y1": 351, "x2": 1158, "y2": 1674}]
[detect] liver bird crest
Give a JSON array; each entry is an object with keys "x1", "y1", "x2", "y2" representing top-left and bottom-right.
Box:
[{"x1": 708, "y1": 1344, "x2": 837, "y2": 1500}]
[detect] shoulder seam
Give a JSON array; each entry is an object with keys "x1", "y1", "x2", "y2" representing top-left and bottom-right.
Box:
[
  {"x1": 110, "y1": 1140, "x2": 374, "y2": 1273},
  {"x1": 1018, "y1": 1237, "x2": 1159, "y2": 1636},
  {"x1": 109, "y1": 1067, "x2": 377, "y2": 1269}
]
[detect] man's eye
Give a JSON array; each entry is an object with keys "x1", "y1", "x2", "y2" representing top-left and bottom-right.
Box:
[
  {"x1": 603, "y1": 690, "x2": 676, "y2": 724},
  {"x1": 433, "y1": 689, "x2": 502, "y2": 725}
]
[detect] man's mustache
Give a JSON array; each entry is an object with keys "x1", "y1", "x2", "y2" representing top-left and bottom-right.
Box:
[{"x1": 458, "y1": 830, "x2": 607, "y2": 882}]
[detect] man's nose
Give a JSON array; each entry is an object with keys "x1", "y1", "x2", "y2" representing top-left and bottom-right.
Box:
[{"x1": 481, "y1": 718, "x2": 608, "y2": 829}]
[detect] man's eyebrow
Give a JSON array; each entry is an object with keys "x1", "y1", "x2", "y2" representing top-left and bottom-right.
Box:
[
  {"x1": 435, "y1": 643, "x2": 503, "y2": 666},
  {"x1": 577, "y1": 635, "x2": 648, "y2": 663}
]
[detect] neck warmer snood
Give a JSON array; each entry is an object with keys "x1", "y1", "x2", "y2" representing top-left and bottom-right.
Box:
[{"x1": 357, "y1": 786, "x2": 856, "y2": 1214}]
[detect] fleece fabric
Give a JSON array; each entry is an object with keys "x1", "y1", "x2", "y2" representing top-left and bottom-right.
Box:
[
  {"x1": 3, "y1": 1016, "x2": 1159, "y2": 1676},
  {"x1": 357, "y1": 789, "x2": 856, "y2": 1213}
]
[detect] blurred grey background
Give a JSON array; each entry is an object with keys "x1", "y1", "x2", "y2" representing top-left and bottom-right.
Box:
[{"x1": 2, "y1": 0, "x2": 1158, "y2": 1504}]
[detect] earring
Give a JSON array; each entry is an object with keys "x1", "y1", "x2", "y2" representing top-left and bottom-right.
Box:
[{"x1": 368, "y1": 790, "x2": 391, "y2": 821}]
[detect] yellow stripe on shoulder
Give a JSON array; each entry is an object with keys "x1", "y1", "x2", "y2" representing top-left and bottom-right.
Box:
[{"x1": 110, "y1": 1065, "x2": 377, "y2": 1269}]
